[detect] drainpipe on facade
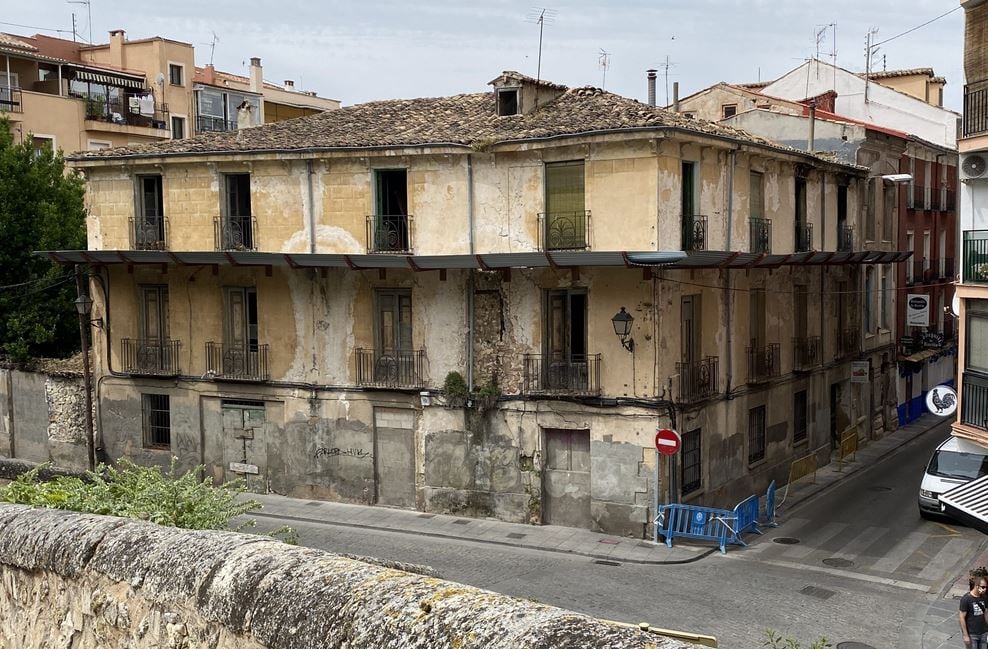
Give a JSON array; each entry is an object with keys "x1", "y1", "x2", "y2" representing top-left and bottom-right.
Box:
[
  {"x1": 467, "y1": 154, "x2": 476, "y2": 392},
  {"x1": 724, "y1": 147, "x2": 738, "y2": 397},
  {"x1": 305, "y1": 160, "x2": 317, "y2": 253}
]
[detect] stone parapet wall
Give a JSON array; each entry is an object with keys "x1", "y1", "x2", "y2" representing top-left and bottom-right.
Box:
[{"x1": 0, "y1": 504, "x2": 683, "y2": 649}]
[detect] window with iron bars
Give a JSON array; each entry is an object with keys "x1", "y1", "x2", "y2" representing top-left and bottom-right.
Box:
[
  {"x1": 681, "y1": 428, "x2": 702, "y2": 495},
  {"x1": 748, "y1": 405, "x2": 766, "y2": 464},
  {"x1": 142, "y1": 393, "x2": 171, "y2": 448}
]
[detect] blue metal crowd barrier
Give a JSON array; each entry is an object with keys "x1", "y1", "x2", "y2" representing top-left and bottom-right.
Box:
[
  {"x1": 655, "y1": 503, "x2": 735, "y2": 554},
  {"x1": 762, "y1": 480, "x2": 779, "y2": 527}
]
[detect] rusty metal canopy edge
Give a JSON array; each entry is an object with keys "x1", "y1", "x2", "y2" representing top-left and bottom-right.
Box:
[{"x1": 38, "y1": 248, "x2": 914, "y2": 270}]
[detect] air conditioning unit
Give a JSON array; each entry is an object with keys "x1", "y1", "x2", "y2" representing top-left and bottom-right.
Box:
[{"x1": 961, "y1": 153, "x2": 988, "y2": 181}]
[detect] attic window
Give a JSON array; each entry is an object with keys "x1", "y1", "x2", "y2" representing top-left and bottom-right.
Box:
[
  {"x1": 722, "y1": 104, "x2": 738, "y2": 119},
  {"x1": 497, "y1": 88, "x2": 519, "y2": 116}
]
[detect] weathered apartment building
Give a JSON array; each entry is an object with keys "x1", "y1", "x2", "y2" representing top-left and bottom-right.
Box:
[
  {"x1": 57, "y1": 72, "x2": 908, "y2": 536},
  {"x1": 0, "y1": 29, "x2": 337, "y2": 153},
  {"x1": 679, "y1": 60, "x2": 959, "y2": 428}
]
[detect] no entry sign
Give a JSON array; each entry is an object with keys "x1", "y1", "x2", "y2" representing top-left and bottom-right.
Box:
[{"x1": 655, "y1": 428, "x2": 681, "y2": 455}]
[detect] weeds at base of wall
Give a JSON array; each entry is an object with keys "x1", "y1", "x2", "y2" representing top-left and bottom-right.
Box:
[{"x1": 523, "y1": 455, "x2": 543, "y2": 525}]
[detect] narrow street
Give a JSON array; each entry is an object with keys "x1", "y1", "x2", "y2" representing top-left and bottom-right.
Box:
[{"x1": 251, "y1": 419, "x2": 985, "y2": 648}]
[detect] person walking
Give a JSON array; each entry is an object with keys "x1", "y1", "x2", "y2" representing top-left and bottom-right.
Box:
[{"x1": 960, "y1": 576, "x2": 988, "y2": 648}]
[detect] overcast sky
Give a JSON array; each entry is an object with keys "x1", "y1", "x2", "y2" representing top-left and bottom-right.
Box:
[{"x1": 6, "y1": 1, "x2": 966, "y2": 111}]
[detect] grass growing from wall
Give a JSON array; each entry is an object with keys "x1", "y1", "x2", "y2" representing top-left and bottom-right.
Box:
[{"x1": 0, "y1": 459, "x2": 297, "y2": 544}]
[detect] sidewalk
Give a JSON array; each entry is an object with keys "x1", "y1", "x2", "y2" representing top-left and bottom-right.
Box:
[{"x1": 248, "y1": 413, "x2": 954, "y2": 567}]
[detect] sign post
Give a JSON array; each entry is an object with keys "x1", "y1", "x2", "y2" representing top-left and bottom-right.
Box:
[{"x1": 655, "y1": 428, "x2": 681, "y2": 512}]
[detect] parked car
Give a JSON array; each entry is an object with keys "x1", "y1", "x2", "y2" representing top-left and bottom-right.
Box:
[{"x1": 920, "y1": 436, "x2": 988, "y2": 519}]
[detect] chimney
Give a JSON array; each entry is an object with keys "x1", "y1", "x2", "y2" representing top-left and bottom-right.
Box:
[
  {"x1": 284, "y1": 79, "x2": 295, "y2": 91},
  {"x1": 249, "y1": 57, "x2": 262, "y2": 94},
  {"x1": 109, "y1": 30, "x2": 125, "y2": 68},
  {"x1": 673, "y1": 82, "x2": 680, "y2": 113},
  {"x1": 202, "y1": 64, "x2": 215, "y2": 85},
  {"x1": 647, "y1": 69, "x2": 657, "y2": 107}
]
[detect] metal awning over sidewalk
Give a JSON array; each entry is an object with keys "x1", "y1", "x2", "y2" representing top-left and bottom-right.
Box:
[
  {"x1": 39, "y1": 248, "x2": 913, "y2": 271},
  {"x1": 940, "y1": 475, "x2": 988, "y2": 535}
]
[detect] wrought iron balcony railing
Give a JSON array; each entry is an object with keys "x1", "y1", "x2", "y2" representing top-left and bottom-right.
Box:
[
  {"x1": 0, "y1": 87, "x2": 21, "y2": 113},
  {"x1": 910, "y1": 259, "x2": 934, "y2": 284},
  {"x1": 83, "y1": 95, "x2": 169, "y2": 130},
  {"x1": 792, "y1": 336, "x2": 820, "y2": 372},
  {"x1": 196, "y1": 115, "x2": 238, "y2": 133},
  {"x1": 964, "y1": 231, "x2": 988, "y2": 284},
  {"x1": 681, "y1": 214, "x2": 707, "y2": 252},
  {"x1": 366, "y1": 214, "x2": 412, "y2": 254},
  {"x1": 939, "y1": 189, "x2": 956, "y2": 213},
  {"x1": 538, "y1": 210, "x2": 591, "y2": 251},
  {"x1": 205, "y1": 342, "x2": 269, "y2": 381},
  {"x1": 908, "y1": 184, "x2": 930, "y2": 210},
  {"x1": 795, "y1": 223, "x2": 813, "y2": 252},
  {"x1": 676, "y1": 356, "x2": 718, "y2": 403},
  {"x1": 747, "y1": 343, "x2": 780, "y2": 383},
  {"x1": 939, "y1": 257, "x2": 955, "y2": 280},
  {"x1": 838, "y1": 224, "x2": 854, "y2": 252},
  {"x1": 121, "y1": 338, "x2": 181, "y2": 375},
  {"x1": 964, "y1": 79, "x2": 988, "y2": 138},
  {"x1": 522, "y1": 353, "x2": 601, "y2": 396},
  {"x1": 749, "y1": 217, "x2": 772, "y2": 253},
  {"x1": 214, "y1": 215, "x2": 257, "y2": 251},
  {"x1": 129, "y1": 215, "x2": 168, "y2": 250},
  {"x1": 354, "y1": 348, "x2": 428, "y2": 389},
  {"x1": 962, "y1": 372, "x2": 988, "y2": 431},
  {"x1": 838, "y1": 327, "x2": 859, "y2": 359}
]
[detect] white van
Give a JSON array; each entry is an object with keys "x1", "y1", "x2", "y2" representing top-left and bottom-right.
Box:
[{"x1": 919, "y1": 436, "x2": 988, "y2": 519}]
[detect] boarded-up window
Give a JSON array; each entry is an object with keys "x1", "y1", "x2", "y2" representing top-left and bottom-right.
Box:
[
  {"x1": 545, "y1": 161, "x2": 585, "y2": 215},
  {"x1": 681, "y1": 428, "x2": 701, "y2": 494},
  {"x1": 750, "y1": 171, "x2": 764, "y2": 219},
  {"x1": 545, "y1": 429, "x2": 590, "y2": 472}
]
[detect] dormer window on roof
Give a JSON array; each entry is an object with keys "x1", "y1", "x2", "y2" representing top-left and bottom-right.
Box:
[{"x1": 497, "y1": 88, "x2": 519, "y2": 116}]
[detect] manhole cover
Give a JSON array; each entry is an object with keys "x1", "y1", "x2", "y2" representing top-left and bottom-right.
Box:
[
  {"x1": 593, "y1": 560, "x2": 621, "y2": 566},
  {"x1": 417, "y1": 513, "x2": 436, "y2": 519},
  {"x1": 799, "y1": 585, "x2": 835, "y2": 600},
  {"x1": 823, "y1": 557, "x2": 854, "y2": 568},
  {"x1": 867, "y1": 486, "x2": 893, "y2": 492},
  {"x1": 773, "y1": 537, "x2": 800, "y2": 545},
  {"x1": 836, "y1": 643, "x2": 878, "y2": 649},
  {"x1": 506, "y1": 532, "x2": 527, "y2": 539},
  {"x1": 598, "y1": 538, "x2": 620, "y2": 545}
]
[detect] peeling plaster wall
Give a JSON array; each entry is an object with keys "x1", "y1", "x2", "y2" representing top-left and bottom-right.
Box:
[{"x1": 0, "y1": 505, "x2": 679, "y2": 649}]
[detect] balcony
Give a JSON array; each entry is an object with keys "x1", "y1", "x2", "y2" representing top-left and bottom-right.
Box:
[
  {"x1": 964, "y1": 79, "x2": 988, "y2": 138},
  {"x1": 837, "y1": 327, "x2": 859, "y2": 359},
  {"x1": 214, "y1": 215, "x2": 257, "y2": 251},
  {"x1": 522, "y1": 353, "x2": 601, "y2": 396},
  {"x1": 205, "y1": 343, "x2": 269, "y2": 381},
  {"x1": 676, "y1": 356, "x2": 718, "y2": 403},
  {"x1": 129, "y1": 215, "x2": 168, "y2": 250},
  {"x1": 908, "y1": 184, "x2": 930, "y2": 211},
  {"x1": 538, "y1": 210, "x2": 591, "y2": 251},
  {"x1": 354, "y1": 348, "x2": 427, "y2": 389},
  {"x1": 0, "y1": 87, "x2": 22, "y2": 114},
  {"x1": 792, "y1": 336, "x2": 820, "y2": 372},
  {"x1": 749, "y1": 218, "x2": 772, "y2": 253},
  {"x1": 838, "y1": 224, "x2": 854, "y2": 252},
  {"x1": 120, "y1": 339, "x2": 181, "y2": 376},
  {"x1": 939, "y1": 257, "x2": 955, "y2": 281},
  {"x1": 938, "y1": 189, "x2": 956, "y2": 213},
  {"x1": 366, "y1": 214, "x2": 412, "y2": 254},
  {"x1": 196, "y1": 115, "x2": 238, "y2": 133},
  {"x1": 795, "y1": 223, "x2": 813, "y2": 252},
  {"x1": 747, "y1": 343, "x2": 780, "y2": 383},
  {"x1": 962, "y1": 372, "x2": 988, "y2": 431},
  {"x1": 964, "y1": 232, "x2": 988, "y2": 283},
  {"x1": 83, "y1": 95, "x2": 169, "y2": 130},
  {"x1": 681, "y1": 214, "x2": 707, "y2": 252},
  {"x1": 910, "y1": 259, "x2": 933, "y2": 285}
]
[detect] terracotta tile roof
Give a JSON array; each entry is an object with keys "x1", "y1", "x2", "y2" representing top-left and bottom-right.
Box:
[
  {"x1": 865, "y1": 67, "x2": 935, "y2": 79},
  {"x1": 0, "y1": 33, "x2": 37, "y2": 52},
  {"x1": 69, "y1": 83, "x2": 857, "y2": 166}
]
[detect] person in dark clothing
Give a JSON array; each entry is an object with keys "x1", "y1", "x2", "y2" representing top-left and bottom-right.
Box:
[{"x1": 960, "y1": 576, "x2": 988, "y2": 648}]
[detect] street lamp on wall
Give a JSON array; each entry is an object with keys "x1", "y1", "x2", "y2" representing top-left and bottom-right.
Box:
[
  {"x1": 611, "y1": 307, "x2": 635, "y2": 352},
  {"x1": 74, "y1": 268, "x2": 96, "y2": 472}
]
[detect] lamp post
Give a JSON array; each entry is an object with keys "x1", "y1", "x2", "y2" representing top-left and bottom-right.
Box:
[
  {"x1": 74, "y1": 266, "x2": 96, "y2": 471},
  {"x1": 611, "y1": 307, "x2": 635, "y2": 352}
]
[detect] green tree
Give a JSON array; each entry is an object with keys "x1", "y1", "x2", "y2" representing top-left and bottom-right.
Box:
[{"x1": 0, "y1": 117, "x2": 86, "y2": 362}]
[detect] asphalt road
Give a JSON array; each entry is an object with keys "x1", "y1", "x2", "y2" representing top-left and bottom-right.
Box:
[{"x1": 251, "y1": 420, "x2": 984, "y2": 648}]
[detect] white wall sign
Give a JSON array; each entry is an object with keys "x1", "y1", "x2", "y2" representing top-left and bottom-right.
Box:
[
  {"x1": 906, "y1": 294, "x2": 930, "y2": 327},
  {"x1": 926, "y1": 385, "x2": 957, "y2": 417},
  {"x1": 850, "y1": 361, "x2": 869, "y2": 384},
  {"x1": 229, "y1": 462, "x2": 259, "y2": 475}
]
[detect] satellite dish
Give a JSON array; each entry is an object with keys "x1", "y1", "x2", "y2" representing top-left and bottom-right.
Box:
[
  {"x1": 951, "y1": 293, "x2": 961, "y2": 318},
  {"x1": 155, "y1": 72, "x2": 165, "y2": 85}
]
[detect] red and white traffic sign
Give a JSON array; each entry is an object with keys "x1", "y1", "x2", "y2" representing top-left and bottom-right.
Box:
[{"x1": 655, "y1": 428, "x2": 681, "y2": 455}]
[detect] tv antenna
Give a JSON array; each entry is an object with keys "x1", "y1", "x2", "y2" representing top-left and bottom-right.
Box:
[
  {"x1": 864, "y1": 27, "x2": 880, "y2": 102},
  {"x1": 598, "y1": 48, "x2": 610, "y2": 89},
  {"x1": 657, "y1": 55, "x2": 676, "y2": 107},
  {"x1": 526, "y1": 8, "x2": 556, "y2": 87},
  {"x1": 203, "y1": 31, "x2": 220, "y2": 66},
  {"x1": 67, "y1": 0, "x2": 92, "y2": 45}
]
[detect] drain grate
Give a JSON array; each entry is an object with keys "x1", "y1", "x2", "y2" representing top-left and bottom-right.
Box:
[
  {"x1": 867, "y1": 486, "x2": 893, "y2": 492},
  {"x1": 593, "y1": 560, "x2": 621, "y2": 566},
  {"x1": 823, "y1": 557, "x2": 854, "y2": 568},
  {"x1": 452, "y1": 519, "x2": 471, "y2": 525},
  {"x1": 637, "y1": 542, "x2": 656, "y2": 548},
  {"x1": 506, "y1": 532, "x2": 527, "y2": 539},
  {"x1": 305, "y1": 501, "x2": 323, "y2": 507},
  {"x1": 773, "y1": 537, "x2": 800, "y2": 545},
  {"x1": 836, "y1": 643, "x2": 878, "y2": 649},
  {"x1": 800, "y1": 585, "x2": 836, "y2": 600},
  {"x1": 417, "y1": 514, "x2": 436, "y2": 519}
]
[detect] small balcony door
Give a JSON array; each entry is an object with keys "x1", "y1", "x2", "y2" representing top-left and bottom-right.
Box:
[
  {"x1": 140, "y1": 285, "x2": 169, "y2": 342},
  {"x1": 225, "y1": 287, "x2": 258, "y2": 351},
  {"x1": 681, "y1": 295, "x2": 700, "y2": 363},
  {"x1": 545, "y1": 290, "x2": 588, "y2": 391},
  {"x1": 373, "y1": 170, "x2": 409, "y2": 252},
  {"x1": 222, "y1": 174, "x2": 253, "y2": 250},
  {"x1": 544, "y1": 161, "x2": 586, "y2": 250},
  {"x1": 135, "y1": 175, "x2": 165, "y2": 249},
  {"x1": 374, "y1": 289, "x2": 414, "y2": 383}
]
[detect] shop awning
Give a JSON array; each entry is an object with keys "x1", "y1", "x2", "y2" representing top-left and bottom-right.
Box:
[
  {"x1": 74, "y1": 70, "x2": 147, "y2": 90},
  {"x1": 940, "y1": 474, "x2": 988, "y2": 535},
  {"x1": 899, "y1": 349, "x2": 938, "y2": 364},
  {"x1": 37, "y1": 248, "x2": 914, "y2": 271}
]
